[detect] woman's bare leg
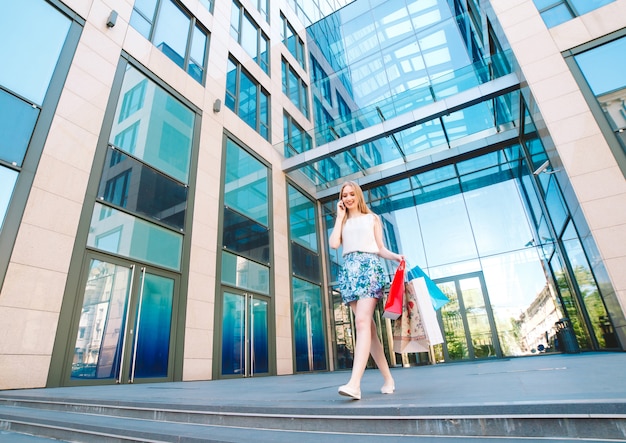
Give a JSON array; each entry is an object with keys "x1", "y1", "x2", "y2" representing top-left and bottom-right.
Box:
[
  {"x1": 368, "y1": 317, "x2": 395, "y2": 391},
  {"x1": 342, "y1": 298, "x2": 394, "y2": 392}
]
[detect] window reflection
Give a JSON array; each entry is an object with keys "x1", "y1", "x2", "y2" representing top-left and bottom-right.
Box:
[
  {"x1": 88, "y1": 203, "x2": 183, "y2": 271},
  {"x1": 574, "y1": 36, "x2": 626, "y2": 150},
  {"x1": 110, "y1": 66, "x2": 195, "y2": 184},
  {"x1": 130, "y1": 0, "x2": 209, "y2": 84},
  {"x1": 98, "y1": 147, "x2": 188, "y2": 231},
  {"x1": 0, "y1": 1, "x2": 71, "y2": 105}
]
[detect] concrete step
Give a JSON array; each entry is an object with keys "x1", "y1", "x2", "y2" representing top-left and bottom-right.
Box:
[{"x1": 1, "y1": 396, "x2": 626, "y2": 442}]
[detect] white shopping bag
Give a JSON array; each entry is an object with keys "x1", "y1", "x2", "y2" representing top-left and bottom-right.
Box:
[{"x1": 392, "y1": 277, "x2": 444, "y2": 354}]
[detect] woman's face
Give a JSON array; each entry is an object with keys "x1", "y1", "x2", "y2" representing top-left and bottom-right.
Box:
[{"x1": 341, "y1": 185, "x2": 357, "y2": 211}]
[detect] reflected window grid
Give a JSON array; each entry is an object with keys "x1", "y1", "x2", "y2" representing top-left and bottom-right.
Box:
[{"x1": 129, "y1": 0, "x2": 209, "y2": 84}]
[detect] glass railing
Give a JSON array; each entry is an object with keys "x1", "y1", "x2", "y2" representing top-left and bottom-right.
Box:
[
  {"x1": 276, "y1": 49, "x2": 517, "y2": 158},
  {"x1": 294, "y1": 89, "x2": 521, "y2": 188}
]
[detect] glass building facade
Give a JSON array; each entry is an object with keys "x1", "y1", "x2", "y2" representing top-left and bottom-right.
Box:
[{"x1": 0, "y1": 0, "x2": 625, "y2": 390}]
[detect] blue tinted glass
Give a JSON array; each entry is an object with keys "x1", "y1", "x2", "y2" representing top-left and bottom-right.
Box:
[
  {"x1": 110, "y1": 67, "x2": 194, "y2": 183},
  {"x1": 293, "y1": 278, "x2": 326, "y2": 371},
  {"x1": 571, "y1": 0, "x2": 615, "y2": 15},
  {"x1": 152, "y1": 0, "x2": 189, "y2": 68},
  {"x1": 239, "y1": 71, "x2": 257, "y2": 129},
  {"x1": 189, "y1": 26, "x2": 208, "y2": 83},
  {"x1": 0, "y1": 1, "x2": 71, "y2": 104},
  {"x1": 133, "y1": 272, "x2": 174, "y2": 379},
  {"x1": 88, "y1": 203, "x2": 183, "y2": 271},
  {"x1": 0, "y1": 166, "x2": 18, "y2": 230},
  {"x1": 442, "y1": 100, "x2": 493, "y2": 142},
  {"x1": 225, "y1": 139, "x2": 268, "y2": 225},
  {"x1": 288, "y1": 185, "x2": 318, "y2": 251},
  {"x1": 0, "y1": 90, "x2": 40, "y2": 166},
  {"x1": 464, "y1": 180, "x2": 533, "y2": 256},
  {"x1": 545, "y1": 177, "x2": 568, "y2": 235},
  {"x1": 561, "y1": 221, "x2": 613, "y2": 348},
  {"x1": 221, "y1": 291, "x2": 245, "y2": 375},
  {"x1": 226, "y1": 59, "x2": 237, "y2": 110},
  {"x1": 241, "y1": 14, "x2": 257, "y2": 59},
  {"x1": 541, "y1": 4, "x2": 573, "y2": 27},
  {"x1": 418, "y1": 193, "x2": 478, "y2": 266},
  {"x1": 533, "y1": 0, "x2": 560, "y2": 9},
  {"x1": 574, "y1": 36, "x2": 626, "y2": 96}
]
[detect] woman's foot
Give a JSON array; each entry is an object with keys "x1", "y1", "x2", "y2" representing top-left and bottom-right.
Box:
[
  {"x1": 381, "y1": 380, "x2": 395, "y2": 394},
  {"x1": 338, "y1": 384, "x2": 361, "y2": 400}
]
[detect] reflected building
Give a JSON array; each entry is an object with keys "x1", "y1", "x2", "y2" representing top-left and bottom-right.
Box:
[{"x1": 1, "y1": 0, "x2": 626, "y2": 390}]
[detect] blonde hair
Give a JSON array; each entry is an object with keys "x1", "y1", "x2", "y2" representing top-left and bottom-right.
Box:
[{"x1": 339, "y1": 181, "x2": 373, "y2": 217}]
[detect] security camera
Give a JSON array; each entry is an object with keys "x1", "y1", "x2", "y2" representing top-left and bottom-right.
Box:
[{"x1": 533, "y1": 160, "x2": 550, "y2": 176}]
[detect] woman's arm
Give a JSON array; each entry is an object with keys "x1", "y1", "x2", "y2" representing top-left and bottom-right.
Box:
[
  {"x1": 328, "y1": 201, "x2": 346, "y2": 250},
  {"x1": 374, "y1": 215, "x2": 403, "y2": 262}
]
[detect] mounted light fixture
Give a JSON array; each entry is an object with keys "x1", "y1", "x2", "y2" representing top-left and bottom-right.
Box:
[{"x1": 107, "y1": 10, "x2": 118, "y2": 28}]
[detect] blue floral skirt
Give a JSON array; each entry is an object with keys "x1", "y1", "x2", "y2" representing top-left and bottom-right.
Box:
[{"x1": 338, "y1": 252, "x2": 387, "y2": 304}]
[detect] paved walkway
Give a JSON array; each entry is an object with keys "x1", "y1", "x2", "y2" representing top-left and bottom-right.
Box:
[{"x1": 2, "y1": 352, "x2": 625, "y2": 416}]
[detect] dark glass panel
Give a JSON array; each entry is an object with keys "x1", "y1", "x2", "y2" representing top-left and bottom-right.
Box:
[
  {"x1": 98, "y1": 147, "x2": 188, "y2": 231},
  {"x1": 223, "y1": 206, "x2": 270, "y2": 264},
  {"x1": 291, "y1": 242, "x2": 321, "y2": 283}
]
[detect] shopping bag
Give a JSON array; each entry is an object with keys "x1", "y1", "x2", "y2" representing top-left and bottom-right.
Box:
[
  {"x1": 382, "y1": 259, "x2": 405, "y2": 320},
  {"x1": 407, "y1": 265, "x2": 450, "y2": 310},
  {"x1": 393, "y1": 276, "x2": 444, "y2": 353}
]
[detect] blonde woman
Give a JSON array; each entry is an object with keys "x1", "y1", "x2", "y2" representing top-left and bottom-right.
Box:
[{"x1": 329, "y1": 181, "x2": 403, "y2": 400}]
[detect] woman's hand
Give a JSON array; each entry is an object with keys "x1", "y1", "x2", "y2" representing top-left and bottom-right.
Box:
[{"x1": 337, "y1": 200, "x2": 346, "y2": 219}]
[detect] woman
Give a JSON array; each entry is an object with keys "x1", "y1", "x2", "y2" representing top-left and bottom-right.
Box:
[{"x1": 329, "y1": 181, "x2": 403, "y2": 400}]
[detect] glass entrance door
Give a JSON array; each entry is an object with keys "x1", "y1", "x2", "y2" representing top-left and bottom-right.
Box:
[
  {"x1": 69, "y1": 255, "x2": 177, "y2": 384},
  {"x1": 436, "y1": 273, "x2": 502, "y2": 361},
  {"x1": 221, "y1": 291, "x2": 269, "y2": 377}
]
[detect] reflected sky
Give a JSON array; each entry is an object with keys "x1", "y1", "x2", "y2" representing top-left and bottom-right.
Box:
[{"x1": 347, "y1": 146, "x2": 559, "y2": 356}]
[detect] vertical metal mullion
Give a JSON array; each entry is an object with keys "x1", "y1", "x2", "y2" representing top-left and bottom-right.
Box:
[
  {"x1": 129, "y1": 267, "x2": 147, "y2": 383},
  {"x1": 117, "y1": 264, "x2": 136, "y2": 384}
]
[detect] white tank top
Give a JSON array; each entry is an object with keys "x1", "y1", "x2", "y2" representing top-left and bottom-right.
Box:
[{"x1": 342, "y1": 213, "x2": 379, "y2": 255}]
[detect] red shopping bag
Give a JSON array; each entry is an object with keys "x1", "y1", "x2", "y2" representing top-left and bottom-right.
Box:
[{"x1": 383, "y1": 259, "x2": 405, "y2": 319}]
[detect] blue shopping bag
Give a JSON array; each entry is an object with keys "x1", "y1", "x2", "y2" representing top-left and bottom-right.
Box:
[{"x1": 407, "y1": 265, "x2": 450, "y2": 310}]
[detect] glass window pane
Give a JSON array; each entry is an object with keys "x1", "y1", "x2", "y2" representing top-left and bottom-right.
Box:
[
  {"x1": 571, "y1": 0, "x2": 615, "y2": 15},
  {"x1": 98, "y1": 147, "x2": 188, "y2": 231},
  {"x1": 545, "y1": 177, "x2": 568, "y2": 236},
  {"x1": 239, "y1": 71, "x2": 257, "y2": 129},
  {"x1": 293, "y1": 277, "x2": 327, "y2": 371},
  {"x1": 241, "y1": 14, "x2": 257, "y2": 59},
  {"x1": 88, "y1": 202, "x2": 183, "y2": 271},
  {"x1": 226, "y1": 59, "x2": 237, "y2": 110},
  {"x1": 561, "y1": 222, "x2": 616, "y2": 348},
  {"x1": 0, "y1": 0, "x2": 71, "y2": 104},
  {"x1": 541, "y1": 4, "x2": 574, "y2": 27},
  {"x1": 0, "y1": 90, "x2": 40, "y2": 166},
  {"x1": 288, "y1": 185, "x2": 318, "y2": 251},
  {"x1": 224, "y1": 139, "x2": 268, "y2": 225},
  {"x1": 291, "y1": 242, "x2": 321, "y2": 282},
  {"x1": 189, "y1": 26, "x2": 208, "y2": 83},
  {"x1": 223, "y1": 206, "x2": 270, "y2": 264},
  {"x1": 418, "y1": 192, "x2": 478, "y2": 267},
  {"x1": 0, "y1": 166, "x2": 19, "y2": 231},
  {"x1": 152, "y1": 0, "x2": 190, "y2": 68},
  {"x1": 133, "y1": 272, "x2": 174, "y2": 378},
  {"x1": 221, "y1": 251, "x2": 270, "y2": 294},
  {"x1": 575, "y1": 36, "x2": 626, "y2": 96},
  {"x1": 110, "y1": 66, "x2": 195, "y2": 183}
]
